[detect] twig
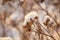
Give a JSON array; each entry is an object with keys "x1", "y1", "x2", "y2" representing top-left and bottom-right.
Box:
[
  {"x1": 32, "y1": 29, "x2": 56, "y2": 40},
  {"x1": 42, "y1": 9, "x2": 60, "y2": 37},
  {"x1": 40, "y1": 5, "x2": 60, "y2": 37},
  {"x1": 34, "y1": 21, "x2": 56, "y2": 40}
]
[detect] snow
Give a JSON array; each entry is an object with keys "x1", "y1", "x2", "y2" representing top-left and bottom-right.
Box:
[{"x1": 23, "y1": 11, "x2": 38, "y2": 25}]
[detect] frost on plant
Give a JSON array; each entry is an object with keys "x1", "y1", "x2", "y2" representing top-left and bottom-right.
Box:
[{"x1": 0, "y1": 0, "x2": 60, "y2": 40}]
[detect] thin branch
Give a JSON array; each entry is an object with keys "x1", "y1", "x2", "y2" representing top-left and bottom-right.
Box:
[
  {"x1": 40, "y1": 5, "x2": 60, "y2": 37},
  {"x1": 33, "y1": 21, "x2": 56, "y2": 40},
  {"x1": 32, "y1": 29, "x2": 56, "y2": 40},
  {"x1": 42, "y1": 9, "x2": 60, "y2": 37}
]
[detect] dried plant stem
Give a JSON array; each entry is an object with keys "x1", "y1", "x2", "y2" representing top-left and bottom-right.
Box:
[
  {"x1": 42, "y1": 9, "x2": 60, "y2": 37},
  {"x1": 48, "y1": 26, "x2": 60, "y2": 37},
  {"x1": 39, "y1": 6, "x2": 60, "y2": 37},
  {"x1": 32, "y1": 29, "x2": 56, "y2": 40},
  {"x1": 34, "y1": 21, "x2": 56, "y2": 40}
]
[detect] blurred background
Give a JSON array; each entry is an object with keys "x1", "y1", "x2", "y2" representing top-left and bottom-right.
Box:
[{"x1": 0, "y1": 0, "x2": 60, "y2": 40}]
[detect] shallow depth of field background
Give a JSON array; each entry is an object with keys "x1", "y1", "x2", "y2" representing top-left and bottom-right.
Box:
[{"x1": 0, "y1": 0, "x2": 60, "y2": 40}]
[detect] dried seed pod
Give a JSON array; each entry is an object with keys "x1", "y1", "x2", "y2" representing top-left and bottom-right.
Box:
[
  {"x1": 23, "y1": 11, "x2": 38, "y2": 26},
  {"x1": 43, "y1": 15, "x2": 57, "y2": 30},
  {"x1": 23, "y1": 11, "x2": 38, "y2": 33}
]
